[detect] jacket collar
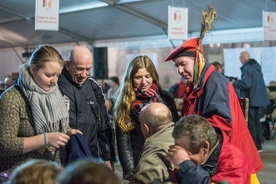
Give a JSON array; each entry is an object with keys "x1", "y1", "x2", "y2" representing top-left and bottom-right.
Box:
[{"x1": 201, "y1": 140, "x2": 221, "y2": 176}]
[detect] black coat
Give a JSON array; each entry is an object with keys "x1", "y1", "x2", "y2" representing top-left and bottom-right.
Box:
[{"x1": 58, "y1": 67, "x2": 116, "y2": 162}]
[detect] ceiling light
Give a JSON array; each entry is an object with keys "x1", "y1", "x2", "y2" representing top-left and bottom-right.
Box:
[{"x1": 59, "y1": 2, "x2": 108, "y2": 14}]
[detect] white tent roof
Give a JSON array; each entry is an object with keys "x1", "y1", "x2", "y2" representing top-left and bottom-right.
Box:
[{"x1": 0, "y1": 0, "x2": 275, "y2": 49}]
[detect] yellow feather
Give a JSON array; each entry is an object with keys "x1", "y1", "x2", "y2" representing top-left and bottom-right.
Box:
[{"x1": 199, "y1": 5, "x2": 217, "y2": 44}]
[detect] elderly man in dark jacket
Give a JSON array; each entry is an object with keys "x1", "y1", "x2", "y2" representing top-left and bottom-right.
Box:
[
  {"x1": 58, "y1": 46, "x2": 116, "y2": 169},
  {"x1": 233, "y1": 51, "x2": 270, "y2": 152}
]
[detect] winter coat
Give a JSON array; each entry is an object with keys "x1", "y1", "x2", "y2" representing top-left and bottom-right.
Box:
[
  {"x1": 181, "y1": 63, "x2": 263, "y2": 172},
  {"x1": 233, "y1": 59, "x2": 269, "y2": 107},
  {"x1": 131, "y1": 122, "x2": 175, "y2": 183},
  {"x1": 58, "y1": 67, "x2": 115, "y2": 162}
]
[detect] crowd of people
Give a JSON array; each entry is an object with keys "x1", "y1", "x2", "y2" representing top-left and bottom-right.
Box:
[{"x1": 0, "y1": 5, "x2": 268, "y2": 184}]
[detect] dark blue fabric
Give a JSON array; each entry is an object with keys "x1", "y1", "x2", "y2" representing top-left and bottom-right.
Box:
[
  {"x1": 65, "y1": 133, "x2": 95, "y2": 165},
  {"x1": 233, "y1": 59, "x2": 270, "y2": 107},
  {"x1": 194, "y1": 63, "x2": 232, "y2": 123},
  {"x1": 177, "y1": 160, "x2": 210, "y2": 184},
  {"x1": 0, "y1": 172, "x2": 11, "y2": 183}
]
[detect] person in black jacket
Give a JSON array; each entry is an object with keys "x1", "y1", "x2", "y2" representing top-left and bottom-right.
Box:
[
  {"x1": 114, "y1": 55, "x2": 179, "y2": 179},
  {"x1": 58, "y1": 46, "x2": 116, "y2": 170}
]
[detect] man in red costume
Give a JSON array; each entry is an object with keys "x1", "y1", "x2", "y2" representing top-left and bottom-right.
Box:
[{"x1": 164, "y1": 37, "x2": 263, "y2": 172}]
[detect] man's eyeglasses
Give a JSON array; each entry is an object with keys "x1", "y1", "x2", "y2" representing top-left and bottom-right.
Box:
[{"x1": 72, "y1": 65, "x2": 92, "y2": 74}]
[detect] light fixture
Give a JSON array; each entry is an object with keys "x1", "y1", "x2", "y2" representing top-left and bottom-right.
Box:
[{"x1": 22, "y1": 47, "x2": 35, "y2": 58}]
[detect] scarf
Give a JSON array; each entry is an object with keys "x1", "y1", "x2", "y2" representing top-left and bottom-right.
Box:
[
  {"x1": 131, "y1": 83, "x2": 162, "y2": 119},
  {"x1": 193, "y1": 48, "x2": 205, "y2": 82},
  {"x1": 17, "y1": 66, "x2": 68, "y2": 134}
]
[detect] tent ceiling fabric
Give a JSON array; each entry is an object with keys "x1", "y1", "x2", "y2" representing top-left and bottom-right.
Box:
[{"x1": 0, "y1": 0, "x2": 275, "y2": 49}]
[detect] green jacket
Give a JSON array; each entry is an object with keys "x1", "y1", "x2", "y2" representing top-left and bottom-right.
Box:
[{"x1": 132, "y1": 122, "x2": 175, "y2": 183}]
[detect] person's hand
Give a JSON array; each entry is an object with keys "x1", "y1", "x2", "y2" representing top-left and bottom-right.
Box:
[
  {"x1": 122, "y1": 180, "x2": 131, "y2": 184},
  {"x1": 46, "y1": 132, "x2": 70, "y2": 148},
  {"x1": 175, "y1": 99, "x2": 183, "y2": 111},
  {"x1": 125, "y1": 173, "x2": 134, "y2": 181},
  {"x1": 66, "y1": 129, "x2": 82, "y2": 136},
  {"x1": 110, "y1": 160, "x2": 115, "y2": 172},
  {"x1": 105, "y1": 99, "x2": 112, "y2": 111},
  {"x1": 104, "y1": 160, "x2": 113, "y2": 171},
  {"x1": 165, "y1": 145, "x2": 190, "y2": 169}
]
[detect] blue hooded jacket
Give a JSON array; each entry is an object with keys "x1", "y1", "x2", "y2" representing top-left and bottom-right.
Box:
[{"x1": 233, "y1": 59, "x2": 269, "y2": 107}]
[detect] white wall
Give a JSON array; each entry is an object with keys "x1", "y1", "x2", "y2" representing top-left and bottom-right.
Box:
[
  {"x1": 0, "y1": 47, "x2": 25, "y2": 81},
  {"x1": 224, "y1": 47, "x2": 276, "y2": 85}
]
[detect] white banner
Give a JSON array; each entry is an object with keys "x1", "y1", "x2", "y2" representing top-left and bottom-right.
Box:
[
  {"x1": 35, "y1": 0, "x2": 59, "y2": 31},
  {"x1": 263, "y1": 11, "x2": 276, "y2": 40},
  {"x1": 168, "y1": 6, "x2": 188, "y2": 40}
]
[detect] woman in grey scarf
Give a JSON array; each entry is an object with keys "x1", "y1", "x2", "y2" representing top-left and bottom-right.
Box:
[{"x1": 0, "y1": 45, "x2": 81, "y2": 174}]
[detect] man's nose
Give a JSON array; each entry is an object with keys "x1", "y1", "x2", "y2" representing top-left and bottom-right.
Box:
[
  {"x1": 80, "y1": 70, "x2": 88, "y2": 77},
  {"x1": 178, "y1": 66, "x2": 184, "y2": 74}
]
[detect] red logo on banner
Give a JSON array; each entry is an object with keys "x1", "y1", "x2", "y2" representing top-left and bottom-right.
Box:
[{"x1": 43, "y1": 0, "x2": 52, "y2": 8}]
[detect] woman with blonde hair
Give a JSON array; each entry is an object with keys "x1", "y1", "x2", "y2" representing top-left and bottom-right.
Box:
[
  {"x1": 114, "y1": 55, "x2": 178, "y2": 179},
  {"x1": 0, "y1": 45, "x2": 81, "y2": 174}
]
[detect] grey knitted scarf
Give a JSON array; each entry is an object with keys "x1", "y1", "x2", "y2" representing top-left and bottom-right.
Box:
[{"x1": 18, "y1": 66, "x2": 68, "y2": 134}]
